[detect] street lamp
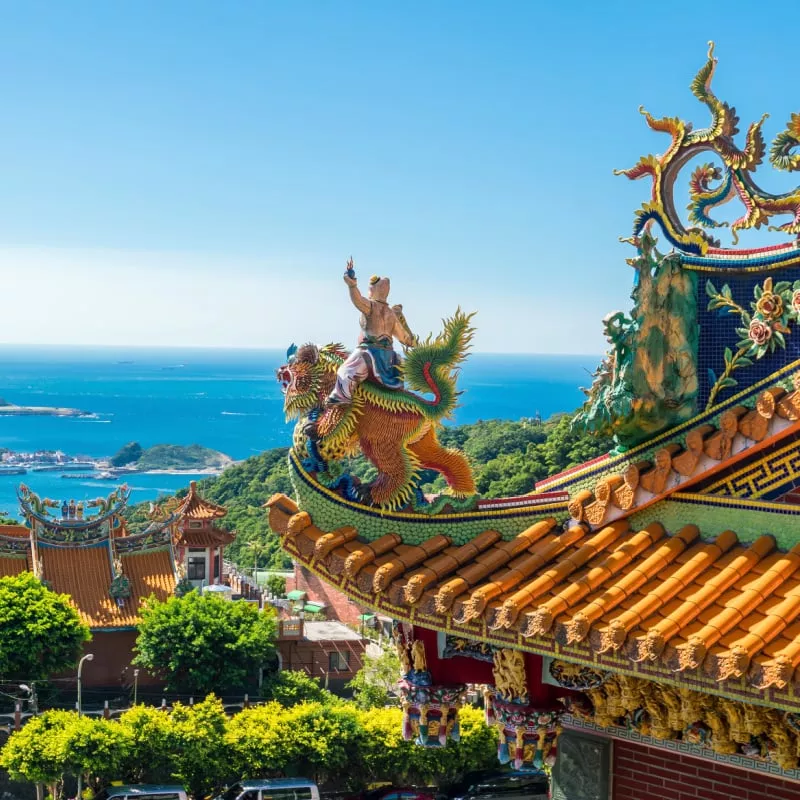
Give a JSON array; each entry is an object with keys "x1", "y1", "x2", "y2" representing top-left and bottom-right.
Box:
[
  {"x1": 77, "y1": 653, "x2": 94, "y2": 717},
  {"x1": 133, "y1": 669, "x2": 140, "y2": 706},
  {"x1": 19, "y1": 683, "x2": 37, "y2": 714}
]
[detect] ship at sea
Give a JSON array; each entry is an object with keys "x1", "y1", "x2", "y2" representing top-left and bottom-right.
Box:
[{"x1": 0, "y1": 467, "x2": 27, "y2": 476}]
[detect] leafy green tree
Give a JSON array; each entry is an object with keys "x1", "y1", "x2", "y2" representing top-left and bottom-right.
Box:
[
  {"x1": 357, "y1": 707, "x2": 415, "y2": 785},
  {"x1": 262, "y1": 669, "x2": 335, "y2": 707},
  {"x1": 109, "y1": 441, "x2": 143, "y2": 467},
  {"x1": 0, "y1": 573, "x2": 90, "y2": 681},
  {"x1": 134, "y1": 593, "x2": 277, "y2": 694},
  {"x1": 169, "y1": 696, "x2": 233, "y2": 800},
  {"x1": 266, "y1": 573, "x2": 287, "y2": 597},
  {"x1": 0, "y1": 711, "x2": 132, "y2": 800},
  {"x1": 117, "y1": 704, "x2": 176, "y2": 784},
  {"x1": 347, "y1": 647, "x2": 401, "y2": 709}
]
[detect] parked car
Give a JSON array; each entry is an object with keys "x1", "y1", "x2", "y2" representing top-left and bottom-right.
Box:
[
  {"x1": 215, "y1": 779, "x2": 321, "y2": 800},
  {"x1": 93, "y1": 786, "x2": 188, "y2": 800},
  {"x1": 446, "y1": 770, "x2": 549, "y2": 800},
  {"x1": 344, "y1": 788, "x2": 439, "y2": 800}
]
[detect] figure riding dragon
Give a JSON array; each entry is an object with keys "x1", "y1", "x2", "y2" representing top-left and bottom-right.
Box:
[{"x1": 277, "y1": 259, "x2": 477, "y2": 510}]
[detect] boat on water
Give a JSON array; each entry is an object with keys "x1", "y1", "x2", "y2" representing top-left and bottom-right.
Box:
[
  {"x1": 0, "y1": 467, "x2": 27, "y2": 475},
  {"x1": 32, "y1": 463, "x2": 98, "y2": 472}
]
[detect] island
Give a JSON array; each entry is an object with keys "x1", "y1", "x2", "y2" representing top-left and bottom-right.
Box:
[
  {"x1": 110, "y1": 442, "x2": 233, "y2": 474},
  {"x1": 0, "y1": 398, "x2": 97, "y2": 419}
]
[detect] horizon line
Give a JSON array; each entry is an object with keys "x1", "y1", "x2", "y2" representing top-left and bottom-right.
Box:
[{"x1": 0, "y1": 341, "x2": 603, "y2": 358}]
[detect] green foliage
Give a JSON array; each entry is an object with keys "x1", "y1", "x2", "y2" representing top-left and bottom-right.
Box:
[
  {"x1": 262, "y1": 669, "x2": 335, "y2": 707},
  {"x1": 135, "y1": 443, "x2": 231, "y2": 470},
  {"x1": 116, "y1": 704, "x2": 175, "y2": 784},
  {"x1": 1, "y1": 699, "x2": 499, "y2": 798},
  {"x1": 109, "y1": 441, "x2": 143, "y2": 467},
  {"x1": 0, "y1": 573, "x2": 91, "y2": 681},
  {"x1": 347, "y1": 648, "x2": 401, "y2": 709},
  {"x1": 266, "y1": 573, "x2": 287, "y2": 597},
  {"x1": 169, "y1": 696, "x2": 231, "y2": 800},
  {"x1": 134, "y1": 592, "x2": 278, "y2": 694}
]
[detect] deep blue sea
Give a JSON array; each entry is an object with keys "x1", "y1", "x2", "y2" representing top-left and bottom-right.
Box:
[{"x1": 0, "y1": 345, "x2": 599, "y2": 516}]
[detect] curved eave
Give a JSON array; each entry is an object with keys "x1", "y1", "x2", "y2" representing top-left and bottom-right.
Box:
[{"x1": 268, "y1": 492, "x2": 800, "y2": 714}]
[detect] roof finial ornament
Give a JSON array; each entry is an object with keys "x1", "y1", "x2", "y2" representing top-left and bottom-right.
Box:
[{"x1": 617, "y1": 42, "x2": 800, "y2": 254}]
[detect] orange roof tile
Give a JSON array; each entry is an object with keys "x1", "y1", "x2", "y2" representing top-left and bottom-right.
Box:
[
  {"x1": 549, "y1": 386, "x2": 800, "y2": 529},
  {"x1": 174, "y1": 527, "x2": 235, "y2": 548},
  {"x1": 267, "y1": 492, "x2": 800, "y2": 693},
  {"x1": 176, "y1": 481, "x2": 227, "y2": 521},
  {"x1": 40, "y1": 543, "x2": 175, "y2": 629}
]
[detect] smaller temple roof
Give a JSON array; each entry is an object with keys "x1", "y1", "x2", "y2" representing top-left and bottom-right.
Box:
[
  {"x1": 174, "y1": 527, "x2": 235, "y2": 548},
  {"x1": 175, "y1": 481, "x2": 227, "y2": 521}
]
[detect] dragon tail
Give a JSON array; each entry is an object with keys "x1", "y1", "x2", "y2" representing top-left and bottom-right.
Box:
[{"x1": 401, "y1": 308, "x2": 476, "y2": 421}]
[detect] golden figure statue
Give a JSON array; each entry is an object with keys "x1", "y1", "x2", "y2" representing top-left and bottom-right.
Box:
[{"x1": 411, "y1": 639, "x2": 427, "y2": 673}]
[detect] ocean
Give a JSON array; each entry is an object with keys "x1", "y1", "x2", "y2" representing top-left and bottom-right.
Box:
[{"x1": 0, "y1": 345, "x2": 600, "y2": 516}]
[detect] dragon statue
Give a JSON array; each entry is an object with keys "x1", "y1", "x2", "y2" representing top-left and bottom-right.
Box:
[
  {"x1": 277, "y1": 263, "x2": 477, "y2": 510},
  {"x1": 574, "y1": 232, "x2": 698, "y2": 449},
  {"x1": 617, "y1": 41, "x2": 800, "y2": 254}
]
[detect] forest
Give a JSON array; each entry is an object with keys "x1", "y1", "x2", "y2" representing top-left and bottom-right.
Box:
[{"x1": 126, "y1": 413, "x2": 612, "y2": 570}]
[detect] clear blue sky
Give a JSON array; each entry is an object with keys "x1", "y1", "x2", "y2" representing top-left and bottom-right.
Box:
[{"x1": 0, "y1": 2, "x2": 796, "y2": 352}]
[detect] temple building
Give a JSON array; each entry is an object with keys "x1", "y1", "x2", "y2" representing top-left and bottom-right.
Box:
[
  {"x1": 0, "y1": 481, "x2": 234, "y2": 688},
  {"x1": 268, "y1": 45, "x2": 800, "y2": 800}
]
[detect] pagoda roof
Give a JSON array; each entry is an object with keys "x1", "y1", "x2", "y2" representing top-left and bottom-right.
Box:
[
  {"x1": 175, "y1": 481, "x2": 227, "y2": 520},
  {"x1": 174, "y1": 526, "x2": 235, "y2": 548},
  {"x1": 268, "y1": 491, "x2": 800, "y2": 712}
]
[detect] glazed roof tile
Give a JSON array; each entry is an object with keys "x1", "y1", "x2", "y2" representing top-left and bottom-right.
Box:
[
  {"x1": 176, "y1": 481, "x2": 227, "y2": 520},
  {"x1": 267, "y1": 492, "x2": 800, "y2": 692},
  {"x1": 40, "y1": 543, "x2": 174, "y2": 628},
  {"x1": 539, "y1": 384, "x2": 800, "y2": 527},
  {"x1": 174, "y1": 527, "x2": 235, "y2": 547}
]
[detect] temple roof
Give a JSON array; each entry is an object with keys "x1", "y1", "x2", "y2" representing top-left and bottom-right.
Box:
[
  {"x1": 175, "y1": 481, "x2": 227, "y2": 520},
  {"x1": 268, "y1": 492, "x2": 800, "y2": 706},
  {"x1": 40, "y1": 543, "x2": 175, "y2": 629}
]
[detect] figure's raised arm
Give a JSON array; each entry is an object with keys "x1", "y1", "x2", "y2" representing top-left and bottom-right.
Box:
[{"x1": 343, "y1": 259, "x2": 370, "y2": 313}]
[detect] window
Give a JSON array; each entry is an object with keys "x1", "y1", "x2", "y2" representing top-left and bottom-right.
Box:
[
  {"x1": 214, "y1": 552, "x2": 221, "y2": 579},
  {"x1": 220, "y1": 786, "x2": 244, "y2": 800},
  {"x1": 328, "y1": 651, "x2": 351, "y2": 671},
  {"x1": 187, "y1": 555, "x2": 207, "y2": 580}
]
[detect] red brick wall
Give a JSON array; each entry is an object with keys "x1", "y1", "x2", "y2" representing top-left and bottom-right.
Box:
[
  {"x1": 613, "y1": 739, "x2": 800, "y2": 800},
  {"x1": 289, "y1": 564, "x2": 364, "y2": 624}
]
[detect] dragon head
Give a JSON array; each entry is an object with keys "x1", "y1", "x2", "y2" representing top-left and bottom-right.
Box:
[{"x1": 276, "y1": 342, "x2": 347, "y2": 420}]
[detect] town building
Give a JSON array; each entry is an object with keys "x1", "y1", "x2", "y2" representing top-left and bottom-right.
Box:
[
  {"x1": 268, "y1": 44, "x2": 800, "y2": 800},
  {"x1": 0, "y1": 481, "x2": 234, "y2": 688}
]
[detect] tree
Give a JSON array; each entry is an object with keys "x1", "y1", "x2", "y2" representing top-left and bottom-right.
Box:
[
  {"x1": 347, "y1": 647, "x2": 401, "y2": 709},
  {"x1": 169, "y1": 696, "x2": 233, "y2": 799},
  {"x1": 262, "y1": 669, "x2": 335, "y2": 707},
  {"x1": 134, "y1": 592, "x2": 277, "y2": 694},
  {"x1": 0, "y1": 573, "x2": 90, "y2": 681},
  {"x1": 266, "y1": 573, "x2": 287, "y2": 597},
  {"x1": 117, "y1": 704, "x2": 176, "y2": 784},
  {"x1": 0, "y1": 711, "x2": 131, "y2": 800},
  {"x1": 109, "y1": 441, "x2": 143, "y2": 467}
]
